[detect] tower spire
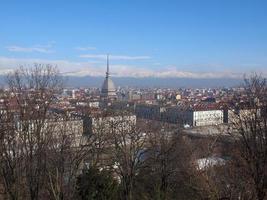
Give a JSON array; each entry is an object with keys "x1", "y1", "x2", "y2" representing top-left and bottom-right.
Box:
[{"x1": 106, "y1": 54, "x2": 109, "y2": 78}]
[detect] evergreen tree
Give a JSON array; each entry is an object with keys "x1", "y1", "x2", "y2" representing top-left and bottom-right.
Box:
[{"x1": 76, "y1": 167, "x2": 118, "y2": 200}]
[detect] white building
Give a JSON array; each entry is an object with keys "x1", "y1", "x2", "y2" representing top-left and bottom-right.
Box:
[
  {"x1": 162, "y1": 104, "x2": 224, "y2": 127},
  {"x1": 192, "y1": 109, "x2": 224, "y2": 126}
]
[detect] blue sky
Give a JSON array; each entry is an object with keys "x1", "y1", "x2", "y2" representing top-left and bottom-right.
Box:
[{"x1": 0, "y1": 0, "x2": 267, "y2": 78}]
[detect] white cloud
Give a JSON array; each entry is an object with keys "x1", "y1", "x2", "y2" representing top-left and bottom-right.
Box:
[
  {"x1": 0, "y1": 56, "x2": 265, "y2": 79},
  {"x1": 6, "y1": 44, "x2": 54, "y2": 53},
  {"x1": 64, "y1": 64, "x2": 252, "y2": 79},
  {"x1": 0, "y1": 57, "x2": 80, "y2": 73},
  {"x1": 79, "y1": 54, "x2": 151, "y2": 60},
  {"x1": 75, "y1": 46, "x2": 96, "y2": 51}
]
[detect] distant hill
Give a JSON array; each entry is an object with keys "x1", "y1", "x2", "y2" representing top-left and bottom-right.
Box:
[
  {"x1": 0, "y1": 75, "x2": 242, "y2": 89},
  {"x1": 64, "y1": 76, "x2": 242, "y2": 88}
]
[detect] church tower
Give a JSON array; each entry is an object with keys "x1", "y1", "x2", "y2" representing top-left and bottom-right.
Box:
[{"x1": 101, "y1": 55, "x2": 117, "y2": 100}]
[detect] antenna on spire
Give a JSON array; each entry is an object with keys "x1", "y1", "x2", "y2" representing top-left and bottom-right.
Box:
[{"x1": 106, "y1": 54, "x2": 109, "y2": 77}]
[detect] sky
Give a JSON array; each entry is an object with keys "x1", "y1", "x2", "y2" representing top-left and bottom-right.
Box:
[{"x1": 0, "y1": 0, "x2": 267, "y2": 79}]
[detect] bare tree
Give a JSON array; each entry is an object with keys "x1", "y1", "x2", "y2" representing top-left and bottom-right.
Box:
[
  {"x1": 0, "y1": 64, "x2": 63, "y2": 200},
  {"x1": 108, "y1": 112, "x2": 147, "y2": 200},
  {"x1": 229, "y1": 74, "x2": 267, "y2": 200},
  {"x1": 44, "y1": 113, "x2": 86, "y2": 200},
  {"x1": 135, "y1": 122, "x2": 201, "y2": 200},
  {"x1": 0, "y1": 97, "x2": 25, "y2": 200}
]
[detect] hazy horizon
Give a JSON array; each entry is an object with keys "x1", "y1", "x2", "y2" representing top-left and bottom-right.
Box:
[{"x1": 0, "y1": 74, "x2": 242, "y2": 89}]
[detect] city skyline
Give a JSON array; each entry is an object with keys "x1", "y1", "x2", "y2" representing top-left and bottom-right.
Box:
[
  {"x1": 0, "y1": 0, "x2": 267, "y2": 79},
  {"x1": 0, "y1": 2, "x2": 266, "y2": 198}
]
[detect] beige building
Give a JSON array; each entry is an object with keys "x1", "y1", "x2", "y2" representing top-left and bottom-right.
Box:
[
  {"x1": 84, "y1": 112, "x2": 137, "y2": 135},
  {"x1": 227, "y1": 108, "x2": 261, "y2": 124},
  {"x1": 15, "y1": 116, "x2": 84, "y2": 147}
]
